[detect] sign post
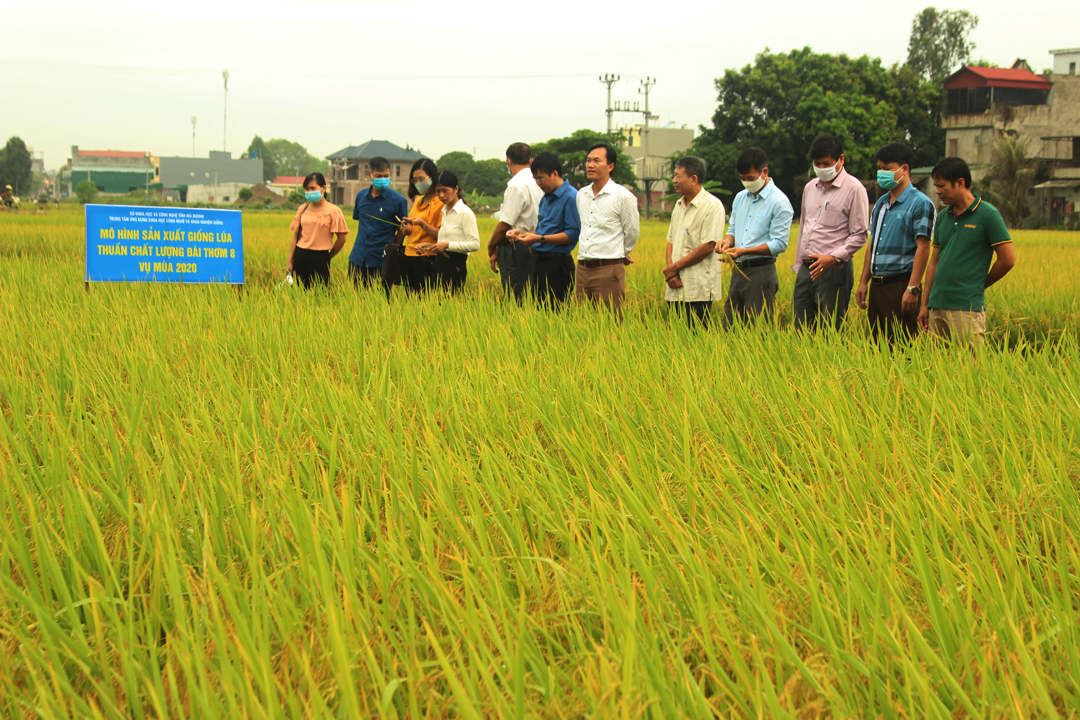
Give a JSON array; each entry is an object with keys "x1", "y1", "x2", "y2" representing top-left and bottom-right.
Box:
[{"x1": 85, "y1": 205, "x2": 243, "y2": 287}]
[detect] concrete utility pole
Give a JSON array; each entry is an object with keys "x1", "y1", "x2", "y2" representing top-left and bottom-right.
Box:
[
  {"x1": 191, "y1": 116, "x2": 197, "y2": 157},
  {"x1": 598, "y1": 74, "x2": 620, "y2": 133},
  {"x1": 639, "y1": 76, "x2": 659, "y2": 219},
  {"x1": 222, "y1": 69, "x2": 229, "y2": 152}
]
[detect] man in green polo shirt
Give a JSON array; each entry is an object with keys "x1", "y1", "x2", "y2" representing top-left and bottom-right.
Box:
[{"x1": 918, "y1": 157, "x2": 1016, "y2": 348}]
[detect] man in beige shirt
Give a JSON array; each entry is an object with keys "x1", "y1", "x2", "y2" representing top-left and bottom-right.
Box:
[{"x1": 663, "y1": 156, "x2": 726, "y2": 328}]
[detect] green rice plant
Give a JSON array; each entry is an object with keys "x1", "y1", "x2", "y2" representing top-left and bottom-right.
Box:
[{"x1": 0, "y1": 207, "x2": 1078, "y2": 717}]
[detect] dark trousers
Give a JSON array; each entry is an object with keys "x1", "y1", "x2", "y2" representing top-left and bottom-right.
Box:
[
  {"x1": 293, "y1": 247, "x2": 331, "y2": 289},
  {"x1": 498, "y1": 241, "x2": 536, "y2": 303},
  {"x1": 401, "y1": 255, "x2": 434, "y2": 295},
  {"x1": 792, "y1": 262, "x2": 854, "y2": 331},
  {"x1": 434, "y1": 252, "x2": 468, "y2": 294},
  {"x1": 349, "y1": 262, "x2": 381, "y2": 288},
  {"x1": 723, "y1": 263, "x2": 778, "y2": 327},
  {"x1": 868, "y1": 280, "x2": 919, "y2": 343},
  {"x1": 530, "y1": 253, "x2": 575, "y2": 308},
  {"x1": 669, "y1": 301, "x2": 713, "y2": 329}
]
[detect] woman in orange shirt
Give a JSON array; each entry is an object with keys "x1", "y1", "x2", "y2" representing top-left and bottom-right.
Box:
[
  {"x1": 286, "y1": 172, "x2": 348, "y2": 289},
  {"x1": 398, "y1": 159, "x2": 443, "y2": 294}
]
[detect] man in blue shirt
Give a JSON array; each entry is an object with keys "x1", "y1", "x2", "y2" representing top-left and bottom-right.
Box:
[
  {"x1": 508, "y1": 152, "x2": 581, "y2": 308},
  {"x1": 718, "y1": 147, "x2": 793, "y2": 326},
  {"x1": 856, "y1": 142, "x2": 936, "y2": 344},
  {"x1": 348, "y1": 156, "x2": 408, "y2": 289}
]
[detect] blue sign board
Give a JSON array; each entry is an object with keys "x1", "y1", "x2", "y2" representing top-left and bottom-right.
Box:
[{"x1": 85, "y1": 204, "x2": 244, "y2": 284}]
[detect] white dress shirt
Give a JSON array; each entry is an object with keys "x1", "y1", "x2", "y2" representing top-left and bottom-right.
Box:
[
  {"x1": 440, "y1": 199, "x2": 480, "y2": 254},
  {"x1": 500, "y1": 168, "x2": 543, "y2": 232},
  {"x1": 576, "y1": 178, "x2": 640, "y2": 260}
]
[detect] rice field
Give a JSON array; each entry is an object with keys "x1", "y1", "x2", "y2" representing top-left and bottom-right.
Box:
[{"x1": 1, "y1": 206, "x2": 1079, "y2": 718}]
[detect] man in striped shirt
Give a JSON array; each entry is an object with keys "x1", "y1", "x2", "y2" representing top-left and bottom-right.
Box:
[{"x1": 855, "y1": 142, "x2": 936, "y2": 343}]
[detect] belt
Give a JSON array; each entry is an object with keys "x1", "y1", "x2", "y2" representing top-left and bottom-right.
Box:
[
  {"x1": 870, "y1": 273, "x2": 908, "y2": 285},
  {"x1": 532, "y1": 250, "x2": 569, "y2": 259},
  {"x1": 802, "y1": 257, "x2": 845, "y2": 267},
  {"x1": 735, "y1": 257, "x2": 775, "y2": 269},
  {"x1": 579, "y1": 258, "x2": 624, "y2": 268}
]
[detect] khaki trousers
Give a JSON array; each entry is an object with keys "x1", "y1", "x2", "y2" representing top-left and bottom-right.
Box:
[
  {"x1": 575, "y1": 262, "x2": 625, "y2": 314},
  {"x1": 928, "y1": 308, "x2": 986, "y2": 349}
]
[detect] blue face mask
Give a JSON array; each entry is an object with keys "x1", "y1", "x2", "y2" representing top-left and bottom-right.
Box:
[
  {"x1": 305, "y1": 190, "x2": 323, "y2": 203},
  {"x1": 877, "y1": 168, "x2": 902, "y2": 191},
  {"x1": 372, "y1": 177, "x2": 391, "y2": 190}
]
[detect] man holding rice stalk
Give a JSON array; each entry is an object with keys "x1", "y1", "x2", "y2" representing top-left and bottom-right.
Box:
[
  {"x1": 486, "y1": 142, "x2": 543, "y2": 303},
  {"x1": 791, "y1": 134, "x2": 869, "y2": 331},
  {"x1": 662, "y1": 156, "x2": 725, "y2": 329},
  {"x1": 505, "y1": 152, "x2": 581, "y2": 309},
  {"x1": 348, "y1": 156, "x2": 408, "y2": 291},
  {"x1": 919, "y1": 156, "x2": 1016, "y2": 349},
  {"x1": 855, "y1": 142, "x2": 936, "y2": 344},
  {"x1": 717, "y1": 147, "x2": 793, "y2": 327}
]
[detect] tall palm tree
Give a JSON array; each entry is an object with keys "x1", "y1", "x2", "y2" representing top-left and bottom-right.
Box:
[{"x1": 984, "y1": 135, "x2": 1040, "y2": 228}]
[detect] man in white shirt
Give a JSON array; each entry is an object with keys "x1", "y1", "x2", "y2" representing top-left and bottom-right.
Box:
[
  {"x1": 575, "y1": 143, "x2": 640, "y2": 315},
  {"x1": 663, "y1": 156, "x2": 725, "y2": 328},
  {"x1": 487, "y1": 142, "x2": 543, "y2": 302}
]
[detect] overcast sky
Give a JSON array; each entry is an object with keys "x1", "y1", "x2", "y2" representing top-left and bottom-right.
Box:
[{"x1": 3, "y1": 0, "x2": 1077, "y2": 173}]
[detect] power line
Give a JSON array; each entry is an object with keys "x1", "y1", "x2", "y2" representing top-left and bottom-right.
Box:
[{"x1": 0, "y1": 61, "x2": 612, "y2": 82}]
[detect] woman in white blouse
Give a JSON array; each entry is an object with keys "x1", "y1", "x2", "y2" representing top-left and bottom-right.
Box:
[{"x1": 416, "y1": 170, "x2": 479, "y2": 294}]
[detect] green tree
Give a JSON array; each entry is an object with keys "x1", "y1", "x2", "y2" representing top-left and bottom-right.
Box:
[
  {"x1": 980, "y1": 135, "x2": 1040, "y2": 228},
  {"x1": 436, "y1": 151, "x2": 476, "y2": 190},
  {"x1": 906, "y1": 7, "x2": 980, "y2": 82},
  {"x1": 693, "y1": 48, "x2": 945, "y2": 204},
  {"x1": 532, "y1": 129, "x2": 636, "y2": 189},
  {"x1": 238, "y1": 187, "x2": 254, "y2": 202},
  {"x1": 0, "y1": 136, "x2": 33, "y2": 196},
  {"x1": 247, "y1": 135, "x2": 278, "y2": 182},
  {"x1": 467, "y1": 158, "x2": 511, "y2": 196},
  {"x1": 265, "y1": 138, "x2": 325, "y2": 177},
  {"x1": 75, "y1": 180, "x2": 98, "y2": 204}
]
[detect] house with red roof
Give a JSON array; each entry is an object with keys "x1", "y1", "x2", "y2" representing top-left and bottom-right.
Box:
[{"x1": 942, "y1": 51, "x2": 1080, "y2": 226}]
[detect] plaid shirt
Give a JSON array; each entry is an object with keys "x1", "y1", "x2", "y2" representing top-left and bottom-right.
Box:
[{"x1": 868, "y1": 183, "x2": 936, "y2": 276}]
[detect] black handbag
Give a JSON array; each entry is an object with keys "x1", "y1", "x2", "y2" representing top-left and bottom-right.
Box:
[{"x1": 381, "y1": 220, "x2": 407, "y2": 288}]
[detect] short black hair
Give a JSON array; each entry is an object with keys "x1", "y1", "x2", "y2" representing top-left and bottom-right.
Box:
[
  {"x1": 875, "y1": 142, "x2": 914, "y2": 170},
  {"x1": 506, "y1": 142, "x2": 532, "y2": 166},
  {"x1": 675, "y1": 156, "x2": 707, "y2": 185},
  {"x1": 587, "y1": 143, "x2": 617, "y2": 169},
  {"x1": 407, "y1": 158, "x2": 439, "y2": 200},
  {"x1": 531, "y1": 152, "x2": 562, "y2": 177},
  {"x1": 736, "y1": 147, "x2": 768, "y2": 175},
  {"x1": 809, "y1": 134, "x2": 844, "y2": 162},
  {"x1": 932, "y1": 156, "x2": 971, "y2": 190},
  {"x1": 368, "y1": 156, "x2": 390, "y2": 173}
]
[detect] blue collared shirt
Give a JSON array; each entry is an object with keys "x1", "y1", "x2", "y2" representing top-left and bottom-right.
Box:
[
  {"x1": 533, "y1": 180, "x2": 581, "y2": 254},
  {"x1": 868, "y1": 183, "x2": 936, "y2": 276},
  {"x1": 726, "y1": 180, "x2": 793, "y2": 258},
  {"x1": 349, "y1": 186, "x2": 408, "y2": 267}
]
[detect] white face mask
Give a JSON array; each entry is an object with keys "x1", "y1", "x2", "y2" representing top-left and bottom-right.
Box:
[
  {"x1": 742, "y1": 176, "x2": 766, "y2": 194},
  {"x1": 814, "y1": 161, "x2": 841, "y2": 183}
]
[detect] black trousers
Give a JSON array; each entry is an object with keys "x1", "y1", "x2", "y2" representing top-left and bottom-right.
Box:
[
  {"x1": 792, "y1": 262, "x2": 854, "y2": 331},
  {"x1": 348, "y1": 262, "x2": 381, "y2": 288},
  {"x1": 498, "y1": 242, "x2": 536, "y2": 303},
  {"x1": 530, "y1": 254, "x2": 575, "y2": 308},
  {"x1": 669, "y1": 301, "x2": 713, "y2": 329},
  {"x1": 401, "y1": 255, "x2": 434, "y2": 295},
  {"x1": 293, "y1": 247, "x2": 331, "y2": 289},
  {"x1": 434, "y1": 252, "x2": 468, "y2": 294}
]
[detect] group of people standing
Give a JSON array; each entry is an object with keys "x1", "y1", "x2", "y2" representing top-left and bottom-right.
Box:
[{"x1": 284, "y1": 135, "x2": 1016, "y2": 348}]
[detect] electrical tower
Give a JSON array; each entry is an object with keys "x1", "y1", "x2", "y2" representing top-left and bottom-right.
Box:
[
  {"x1": 598, "y1": 74, "x2": 620, "y2": 132},
  {"x1": 638, "y1": 76, "x2": 660, "y2": 219}
]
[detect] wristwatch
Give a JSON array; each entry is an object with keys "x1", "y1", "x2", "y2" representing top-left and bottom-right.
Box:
[{"x1": 907, "y1": 285, "x2": 921, "y2": 296}]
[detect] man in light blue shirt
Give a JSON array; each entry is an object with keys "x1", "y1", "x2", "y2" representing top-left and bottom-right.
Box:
[{"x1": 718, "y1": 147, "x2": 793, "y2": 326}]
